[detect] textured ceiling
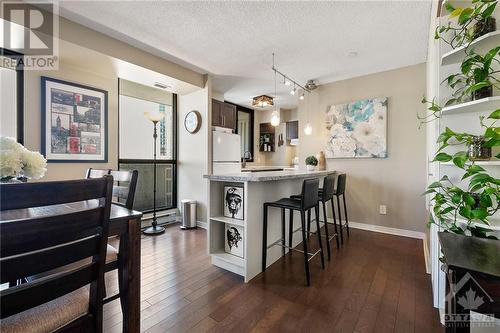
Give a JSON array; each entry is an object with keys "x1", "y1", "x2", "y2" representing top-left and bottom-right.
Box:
[{"x1": 59, "y1": 1, "x2": 431, "y2": 108}]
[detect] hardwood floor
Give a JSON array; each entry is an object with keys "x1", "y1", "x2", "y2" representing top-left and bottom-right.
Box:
[{"x1": 103, "y1": 224, "x2": 443, "y2": 333}]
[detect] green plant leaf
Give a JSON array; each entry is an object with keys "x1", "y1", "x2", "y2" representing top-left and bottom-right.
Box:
[
  {"x1": 480, "y1": 192, "x2": 492, "y2": 207},
  {"x1": 463, "y1": 192, "x2": 476, "y2": 206},
  {"x1": 472, "y1": 208, "x2": 488, "y2": 220},
  {"x1": 428, "y1": 181, "x2": 443, "y2": 189},
  {"x1": 458, "y1": 7, "x2": 473, "y2": 24},
  {"x1": 441, "y1": 206, "x2": 456, "y2": 215},
  {"x1": 482, "y1": 2, "x2": 497, "y2": 18},
  {"x1": 467, "y1": 81, "x2": 491, "y2": 94},
  {"x1": 449, "y1": 7, "x2": 463, "y2": 18},
  {"x1": 453, "y1": 151, "x2": 468, "y2": 168},
  {"x1": 434, "y1": 152, "x2": 453, "y2": 162},
  {"x1": 459, "y1": 205, "x2": 472, "y2": 219},
  {"x1": 452, "y1": 193, "x2": 462, "y2": 204},
  {"x1": 488, "y1": 109, "x2": 500, "y2": 119}
]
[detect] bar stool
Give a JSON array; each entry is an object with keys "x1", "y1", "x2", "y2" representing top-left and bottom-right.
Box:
[
  {"x1": 262, "y1": 178, "x2": 325, "y2": 286},
  {"x1": 334, "y1": 173, "x2": 349, "y2": 244},
  {"x1": 291, "y1": 174, "x2": 340, "y2": 261}
]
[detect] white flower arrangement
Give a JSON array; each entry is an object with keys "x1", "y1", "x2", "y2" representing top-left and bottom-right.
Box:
[{"x1": 0, "y1": 137, "x2": 47, "y2": 181}]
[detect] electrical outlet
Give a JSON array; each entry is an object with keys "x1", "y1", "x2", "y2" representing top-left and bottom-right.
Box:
[{"x1": 379, "y1": 205, "x2": 387, "y2": 215}]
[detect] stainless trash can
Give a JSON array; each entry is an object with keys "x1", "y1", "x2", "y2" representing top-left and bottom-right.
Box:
[{"x1": 181, "y1": 199, "x2": 197, "y2": 229}]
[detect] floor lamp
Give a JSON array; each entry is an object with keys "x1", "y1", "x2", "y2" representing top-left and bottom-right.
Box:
[{"x1": 143, "y1": 111, "x2": 165, "y2": 235}]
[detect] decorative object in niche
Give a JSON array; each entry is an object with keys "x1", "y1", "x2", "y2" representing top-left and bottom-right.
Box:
[
  {"x1": 224, "y1": 186, "x2": 244, "y2": 220},
  {"x1": 225, "y1": 224, "x2": 244, "y2": 258},
  {"x1": 325, "y1": 97, "x2": 387, "y2": 158},
  {"x1": 468, "y1": 136, "x2": 492, "y2": 161},
  {"x1": 318, "y1": 151, "x2": 326, "y2": 171},
  {"x1": 41, "y1": 76, "x2": 108, "y2": 162}
]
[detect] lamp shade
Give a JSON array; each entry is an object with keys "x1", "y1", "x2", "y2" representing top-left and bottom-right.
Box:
[{"x1": 144, "y1": 111, "x2": 165, "y2": 122}]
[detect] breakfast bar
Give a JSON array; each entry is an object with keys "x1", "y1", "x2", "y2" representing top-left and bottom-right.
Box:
[{"x1": 204, "y1": 169, "x2": 335, "y2": 282}]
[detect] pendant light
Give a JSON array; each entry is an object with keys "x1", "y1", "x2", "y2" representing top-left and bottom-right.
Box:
[{"x1": 270, "y1": 53, "x2": 280, "y2": 127}]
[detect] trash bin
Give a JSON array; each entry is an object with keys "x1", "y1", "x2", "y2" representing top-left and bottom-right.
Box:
[{"x1": 180, "y1": 199, "x2": 197, "y2": 230}]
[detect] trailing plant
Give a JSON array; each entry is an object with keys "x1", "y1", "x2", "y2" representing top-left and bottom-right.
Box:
[
  {"x1": 436, "y1": 0, "x2": 497, "y2": 49},
  {"x1": 420, "y1": 0, "x2": 500, "y2": 239}
]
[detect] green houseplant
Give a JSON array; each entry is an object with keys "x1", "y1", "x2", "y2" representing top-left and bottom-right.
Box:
[
  {"x1": 422, "y1": 0, "x2": 500, "y2": 239},
  {"x1": 305, "y1": 155, "x2": 318, "y2": 171}
]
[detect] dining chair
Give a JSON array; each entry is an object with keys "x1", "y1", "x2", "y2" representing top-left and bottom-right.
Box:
[
  {"x1": 0, "y1": 176, "x2": 113, "y2": 333},
  {"x1": 86, "y1": 168, "x2": 138, "y2": 311}
]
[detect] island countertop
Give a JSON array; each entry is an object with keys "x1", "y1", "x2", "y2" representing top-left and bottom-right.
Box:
[{"x1": 204, "y1": 169, "x2": 335, "y2": 182}]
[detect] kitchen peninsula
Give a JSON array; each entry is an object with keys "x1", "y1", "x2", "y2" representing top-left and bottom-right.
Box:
[{"x1": 204, "y1": 169, "x2": 335, "y2": 282}]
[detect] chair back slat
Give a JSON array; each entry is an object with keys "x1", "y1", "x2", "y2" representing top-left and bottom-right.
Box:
[
  {"x1": 336, "y1": 173, "x2": 347, "y2": 195},
  {"x1": 0, "y1": 176, "x2": 113, "y2": 329},
  {"x1": 1, "y1": 234, "x2": 100, "y2": 282},
  {"x1": 321, "y1": 174, "x2": 336, "y2": 201},
  {"x1": 0, "y1": 178, "x2": 109, "y2": 211},
  {"x1": 87, "y1": 169, "x2": 138, "y2": 210},
  {"x1": 1, "y1": 263, "x2": 96, "y2": 318},
  {"x1": 1, "y1": 206, "x2": 104, "y2": 256},
  {"x1": 300, "y1": 178, "x2": 319, "y2": 210},
  {"x1": 86, "y1": 168, "x2": 110, "y2": 179}
]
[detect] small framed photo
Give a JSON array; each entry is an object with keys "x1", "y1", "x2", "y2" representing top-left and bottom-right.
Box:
[
  {"x1": 41, "y1": 76, "x2": 108, "y2": 162},
  {"x1": 225, "y1": 224, "x2": 244, "y2": 258},
  {"x1": 223, "y1": 186, "x2": 244, "y2": 220}
]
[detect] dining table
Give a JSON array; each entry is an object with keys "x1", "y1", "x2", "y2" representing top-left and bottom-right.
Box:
[{"x1": 0, "y1": 201, "x2": 143, "y2": 333}]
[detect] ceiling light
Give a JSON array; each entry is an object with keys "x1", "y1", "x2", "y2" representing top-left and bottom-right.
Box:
[
  {"x1": 153, "y1": 82, "x2": 171, "y2": 90},
  {"x1": 304, "y1": 122, "x2": 313, "y2": 135},
  {"x1": 290, "y1": 87, "x2": 296, "y2": 95},
  {"x1": 285, "y1": 80, "x2": 291, "y2": 86},
  {"x1": 299, "y1": 92, "x2": 305, "y2": 100},
  {"x1": 252, "y1": 95, "x2": 274, "y2": 108},
  {"x1": 271, "y1": 110, "x2": 280, "y2": 126}
]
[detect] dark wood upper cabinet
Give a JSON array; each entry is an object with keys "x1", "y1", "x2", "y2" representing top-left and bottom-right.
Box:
[
  {"x1": 211, "y1": 99, "x2": 236, "y2": 131},
  {"x1": 286, "y1": 120, "x2": 299, "y2": 140}
]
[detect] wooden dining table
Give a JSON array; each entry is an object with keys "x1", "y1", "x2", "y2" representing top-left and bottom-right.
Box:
[{"x1": 0, "y1": 201, "x2": 143, "y2": 333}]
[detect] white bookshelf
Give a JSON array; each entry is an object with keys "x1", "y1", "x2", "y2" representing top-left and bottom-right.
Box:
[
  {"x1": 210, "y1": 215, "x2": 245, "y2": 227},
  {"x1": 441, "y1": 31, "x2": 500, "y2": 66},
  {"x1": 441, "y1": 96, "x2": 500, "y2": 115},
  {"x1": 207, "y1": 180, "x2": 248, "y2": 279},
  {"x1": 441, "y1": 160, "x2": 500, "y2": 166}
]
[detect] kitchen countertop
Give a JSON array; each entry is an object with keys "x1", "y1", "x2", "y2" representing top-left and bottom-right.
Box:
[{"x1": 204, "y1": 169, "x2": 335, "y2": 182}]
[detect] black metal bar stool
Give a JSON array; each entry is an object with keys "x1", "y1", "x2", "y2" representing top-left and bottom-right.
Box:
[
  {"x1": 291, "y1": 174, "x2": 340, "y2": 261},
  {"x1": 334, "y1": 173, "x2": 349, "y2": 244},
  {"x1": 262, "y1": 178, "x2": 325, "y2": 286}
]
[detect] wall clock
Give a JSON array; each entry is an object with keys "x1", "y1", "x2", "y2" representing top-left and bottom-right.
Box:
[{"x1": 184, "y1": 110, "x2": 201, "y2": 134}]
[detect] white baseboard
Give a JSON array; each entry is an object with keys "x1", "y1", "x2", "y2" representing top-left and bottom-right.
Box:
[{"x1": 197, "y1": 221, "x2": 208, "y2": 229}]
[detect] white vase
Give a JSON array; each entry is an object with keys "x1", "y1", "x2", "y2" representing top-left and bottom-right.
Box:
[{"x1": 306, "y1": 165, "x2": 315, "y2": 171}]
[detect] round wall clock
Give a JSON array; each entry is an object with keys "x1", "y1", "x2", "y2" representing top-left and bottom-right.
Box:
[{"x1": 184, "y1": 110, "x2": 202, "y2": 134}]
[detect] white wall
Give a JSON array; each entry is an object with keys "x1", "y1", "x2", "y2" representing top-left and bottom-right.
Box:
[
  {"x1": 178, "y1": 86, "x2": 210, "y2": 222},
  {"x1": 297, "y1": 63, "x2": 427, "y2": 233}
]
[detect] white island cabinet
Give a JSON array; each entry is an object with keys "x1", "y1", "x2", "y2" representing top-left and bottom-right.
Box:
[{"x1": 204, "y1": 170, "x2": 335, "y2": 282}]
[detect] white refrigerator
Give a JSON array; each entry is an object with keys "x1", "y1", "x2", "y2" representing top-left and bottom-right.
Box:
[{"x1": 212, "y1": 131, "x2": 241, "y2": 175}]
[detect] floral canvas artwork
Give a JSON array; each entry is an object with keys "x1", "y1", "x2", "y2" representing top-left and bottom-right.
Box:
[{"x1": 325, "y1": 98, "x2": 387, "y2": 158}]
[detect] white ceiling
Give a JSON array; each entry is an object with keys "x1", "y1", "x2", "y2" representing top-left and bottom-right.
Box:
[{"x1": 59, "y1": 0, "x2": 432, "y2": 109}]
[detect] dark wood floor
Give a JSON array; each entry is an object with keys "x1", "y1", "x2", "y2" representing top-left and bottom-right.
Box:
[{"x1": 103, "y1": 224, "x2": 443, "y2": 333}]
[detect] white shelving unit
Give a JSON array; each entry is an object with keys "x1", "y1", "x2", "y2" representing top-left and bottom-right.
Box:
[
  {"x1": 441, "y1": 96, "x2": 500, "y2": 115},
  {"x1": 441, "y1": 160, "x2": 500, "y2": 166},
  {"x1": 441, "y1": 30, "x2": 500, "y2": 65},
  {"x1": 207, "y1": 181, "x2": 248, "y2": 279},
  {"x1": 427, "y1": 3, "x2": 500, "y2": 322}
]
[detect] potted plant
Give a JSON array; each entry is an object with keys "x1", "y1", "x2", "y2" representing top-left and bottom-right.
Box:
[
  {"x1": 421, "y1": 0, "x2": 500, "y2": 240},
  {"x1": 305, "y1": 155, "x2": 318, "y2": 171},
  {"x1": 0, "y1": 137, "x2": 47, "y2": 183},
  {"x1": 435, "y1": 0, "x2": 498, "y2": 49}
]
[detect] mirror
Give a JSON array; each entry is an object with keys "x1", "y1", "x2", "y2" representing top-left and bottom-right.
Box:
[{"x1": 236, "y1": 108, "x2": 254, "y2": 162}]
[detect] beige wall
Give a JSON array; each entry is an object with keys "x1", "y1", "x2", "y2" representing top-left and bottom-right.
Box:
[
  {"x1": 297, "y1": 63, "x2": 427, "y2": 232},
  {"x1": 178, "y1": 86, "x2": 210, "y2": 222}
]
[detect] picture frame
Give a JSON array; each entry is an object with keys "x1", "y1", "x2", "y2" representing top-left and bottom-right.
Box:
[
  {"x1": 223, "y1": 186, "x2": 244, "y2": 220},
  {"x1": 225, "y1": 224, "x2": 244, "y2": 258},
  {"x1": 41, "y1": 76, "x2": 108, "y2": 162}
]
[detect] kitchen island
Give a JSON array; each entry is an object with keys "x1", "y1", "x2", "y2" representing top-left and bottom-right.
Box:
[{"x1": 204, "y1": 169, "x2": 335, "y2": 282}]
